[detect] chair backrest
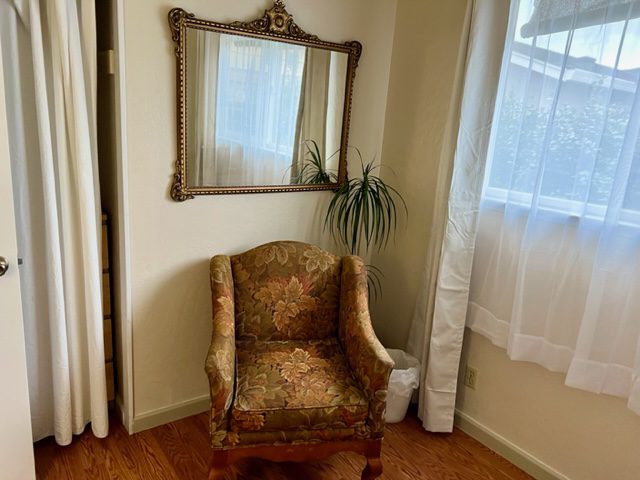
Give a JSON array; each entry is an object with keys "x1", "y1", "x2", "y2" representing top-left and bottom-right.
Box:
[{"x1": 231, "y1": 241, "x2": 342, "y2": 341}]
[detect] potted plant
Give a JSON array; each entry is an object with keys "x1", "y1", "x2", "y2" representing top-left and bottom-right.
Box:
[{"x1": 324, "y1": 149, "x2": 407, "y2": 298}]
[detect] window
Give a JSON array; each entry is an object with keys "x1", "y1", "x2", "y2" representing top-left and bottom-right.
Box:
[
  {"x1": 483, "y1": 0, "x2": 640, "y2": 222},
  {"x1": 215, "y1": 35, "x2": 306, "y2": 157},
  {"x1": 468, "y1": 1, "x2": 640, "y2": 415}
]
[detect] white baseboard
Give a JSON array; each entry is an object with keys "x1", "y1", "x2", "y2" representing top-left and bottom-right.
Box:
[
  {"x1": 131, "y1": 395, "x2": 210, "y2": 434},
  {"x1": 454, "y1": 410, "x2": 570, "y2": 480}
]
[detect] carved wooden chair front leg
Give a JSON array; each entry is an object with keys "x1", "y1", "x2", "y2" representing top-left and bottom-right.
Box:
[
  {"x1": 362, "y1": 455, "x2": 383, "y2": 480},
  {"x1": 361, "y1": 440, "x2": 383, "y2": 480},
  {"x1": 209, "y1": 450, "x2": 229, "y2": 480}
]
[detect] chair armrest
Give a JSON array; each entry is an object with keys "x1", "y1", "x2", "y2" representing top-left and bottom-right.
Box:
[
  {"x1": 339, "y1": 256, "x2": 394, "y2": 436},
  {"x1": 205, "y1": 255, "x2": 236, "y2": 446}
]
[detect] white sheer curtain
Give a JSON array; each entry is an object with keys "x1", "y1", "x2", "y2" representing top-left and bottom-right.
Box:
[
  {"x1": 213, "y1": 35, "x2": 305, "y2": 186},
  {"x1": 469, "y1": 0, "x2": 640, "y2": 414},
  {"x1": 0, "y1": 0, "x2": 108, "y2": 444},
  {"x1": 190, "y1": 30, "x2": 220, "y2": 186}
]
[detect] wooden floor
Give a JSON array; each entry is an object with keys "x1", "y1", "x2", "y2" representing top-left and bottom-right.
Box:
[{"x1": 34, "y1": 411, "x2": 532, "y2": 479}]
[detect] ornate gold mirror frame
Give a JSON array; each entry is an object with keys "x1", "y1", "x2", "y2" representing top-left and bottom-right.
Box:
[{"x1": 168, "y1": 1, "x2": 362, "y2": 201}]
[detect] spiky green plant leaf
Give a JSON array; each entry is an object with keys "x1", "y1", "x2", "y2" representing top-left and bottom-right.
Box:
[
  {"x1": 324, "y1": 152, "x2": 407, "y2": 256},
  {"x1": 289, "y1": 140, "x2": 339, "y2": 185}
]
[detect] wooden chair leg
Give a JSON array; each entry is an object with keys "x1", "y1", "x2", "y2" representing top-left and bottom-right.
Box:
[
  {"x1": 209, "y1": 450, "x2": 228, "y2": 480},
  {"x1": 361, "y1": 455, "x2": 383, "y2": 480}
]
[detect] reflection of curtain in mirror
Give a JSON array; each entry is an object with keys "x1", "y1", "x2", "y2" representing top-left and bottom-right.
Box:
[
  {"x1": 192, "y1": 31, "x2": 220, "y2": 186},
  {"x1": 291, "y1": 48, "x2": 330, "y2": 181},
  {"x1": 214, "y1": 36, "x2": 305, "y2": 186},
  {"x1": 291, "y1": 51, "x2": 347, "y2": 182},
  {"x1": 325, "y1": 52, "x2": 347, "y2": 173}
]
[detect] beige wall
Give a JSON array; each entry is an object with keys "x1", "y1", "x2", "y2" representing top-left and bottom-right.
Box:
[
  {"x1": 120, "y1": 0, "x2": 398, "y2": 419},
  {"x1": 370, "y1": 0, "x2": 469, "y2": 348},
  {"x1": 458, "y1": 331, "x2": 640, "y2": 480},
  {"x1": 377, "y1": 1, "x2": 640, "y2": 479}
]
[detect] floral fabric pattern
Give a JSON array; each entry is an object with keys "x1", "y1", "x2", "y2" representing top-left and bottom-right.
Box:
[
  {"x1": 232, "y1": 339, "x2": 368, "y2": 433},
  {"x1": 339, "y1": 256, "x2": 394, "y2": 436},
  {"x1": 205, "y1": 242, "x2": 392, "y2": 449},
  {"x1": 206, "y1": 256, "x2": 236, "y2": 447},
  {"x1": 231, "y1": 242, "x2": 341, "y2": 341}
]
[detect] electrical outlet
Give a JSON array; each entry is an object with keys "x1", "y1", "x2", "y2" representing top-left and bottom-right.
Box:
[{"x1": 464, "y1": 365, "x2": 478, "y2": 390}]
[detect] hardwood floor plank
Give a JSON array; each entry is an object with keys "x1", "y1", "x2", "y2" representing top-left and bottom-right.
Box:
[
  {"x1": 130, "y1": 429, "x2": 177, "y2": 480},
  {"x1": 152, "y1": 421, "x2": 209, "y2": 480},
  {"x1": 34, "y1": 410, "x2": 532, "y2": 479},
  {"x1": 76, "y1": 432, "x2": 112, "y2": 480},
  {"x1": 34, "y1": 438, "x2": 74, "y2": 480},
  {"x1": 103, "y1": 418, "x2": 151, "y2": 480}
]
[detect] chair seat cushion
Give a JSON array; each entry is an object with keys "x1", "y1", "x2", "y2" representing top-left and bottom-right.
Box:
[{"x1": 232, "y1": 339, "x2": 369, "y2": 433}]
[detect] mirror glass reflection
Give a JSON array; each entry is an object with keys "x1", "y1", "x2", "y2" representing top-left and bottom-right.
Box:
[{"x1": 185, "y1": 29, "x2": 348, "y2": 188}]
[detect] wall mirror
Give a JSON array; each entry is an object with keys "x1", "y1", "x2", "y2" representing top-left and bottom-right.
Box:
[{"x1": 168, "y1": 1, "x2": 362, "y2": 200}]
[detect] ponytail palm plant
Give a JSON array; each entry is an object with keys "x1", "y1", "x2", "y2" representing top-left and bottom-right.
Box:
[{"x1": 325, "y1": 150, "x2": 407, "y2": 298}]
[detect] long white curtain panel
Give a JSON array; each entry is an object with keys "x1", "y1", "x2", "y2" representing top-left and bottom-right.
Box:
[{"x1": 0, "y1": 0, "x2": 108, "y2": 444}]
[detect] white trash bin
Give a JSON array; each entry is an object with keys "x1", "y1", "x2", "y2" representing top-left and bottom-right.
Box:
[{"x1": 385, "y1": 349, "x2": 420, "y2": 423}]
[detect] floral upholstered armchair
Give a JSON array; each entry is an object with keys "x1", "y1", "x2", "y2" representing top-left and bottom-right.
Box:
[{"x1": 205, "y1": 241, "x2": 393, "y2": 480}]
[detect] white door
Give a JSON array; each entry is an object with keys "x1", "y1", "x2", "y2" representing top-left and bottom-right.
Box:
[{"x1": 0, "y1": 42, "x2": 36, "y2": 480}]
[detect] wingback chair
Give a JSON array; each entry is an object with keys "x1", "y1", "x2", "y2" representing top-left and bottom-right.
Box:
[{"x1": 205, "y1": 241, "x2": 393, "y2": 480}]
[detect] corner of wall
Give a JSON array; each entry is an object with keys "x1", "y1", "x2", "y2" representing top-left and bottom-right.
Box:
[{"x1": 112, "y1": 0, "x2": 134, "y2": 433}]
